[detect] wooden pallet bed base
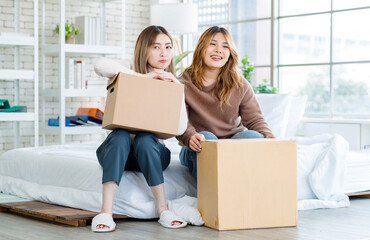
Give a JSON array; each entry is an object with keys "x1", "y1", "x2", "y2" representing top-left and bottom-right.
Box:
[
  {"x1": 0, "y1": 201, "x2": 128, "y2": 227},
  {"x1": 347, "y1": 191, "x2": 370, "y2": 197}
]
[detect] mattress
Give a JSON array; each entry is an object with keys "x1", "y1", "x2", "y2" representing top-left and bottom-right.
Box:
[
  {"x1": 344, "y1": 149, "x2": 370, "y2": 194},
  {"x1": 0, "y1": 138, "x2": 197, "y2": 219}
]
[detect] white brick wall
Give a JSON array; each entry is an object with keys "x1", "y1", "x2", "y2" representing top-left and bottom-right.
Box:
[{"x1": 0, "y1": 0, "x2": 150, "y2": 154}]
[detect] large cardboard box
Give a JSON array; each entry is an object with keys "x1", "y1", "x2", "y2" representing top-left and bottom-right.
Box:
[
  {"x1": 102, "y1": 72, "x2": 184, "y2": 139},
  {"x1": 197, "y1": 139, "x2": 297, "y2": 230}
]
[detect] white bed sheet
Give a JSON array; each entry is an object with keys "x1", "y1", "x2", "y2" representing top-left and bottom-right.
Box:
[{"x1": 0, "y1": 139, "x2": 197, "y2": 219}]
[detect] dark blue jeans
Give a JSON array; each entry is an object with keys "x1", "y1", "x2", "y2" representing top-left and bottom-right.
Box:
[
  {"x1": 179, "y1": 130, "x2": 264, "y2": 181},
  {"x1": 96, "y1": 129, "x2": 170, "y2": 187}
]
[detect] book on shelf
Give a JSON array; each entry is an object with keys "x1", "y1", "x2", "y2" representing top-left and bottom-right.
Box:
[
  {"x1": 89, "y1": 17, "x2": 94, "y2": 45},
  {"x1": 48, "y1": 115, "x2": 101, "y2": 127},
  {"x1": 75, "y1": 16, "x2": 102, "y2": 45},
  {"x1": 86, "y1": 77, "x2": 108, "y2": 89},
  {"x1": 0, "y1": 99, "x2": 27, "y2": 112},
  {"x1": 76, "y1": 107, "x2": 104, "y2": 120},
  {"x1": 65, "y1": 58, "x2": 86, "y2": 89},
  {"x1": 75, "y1": 16, "x2": 89, "y2": 45}
]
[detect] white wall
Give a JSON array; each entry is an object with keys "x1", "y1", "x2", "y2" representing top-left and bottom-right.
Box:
[{"x1": 0, "y1": 0, "x2": 150, "y2": 153}]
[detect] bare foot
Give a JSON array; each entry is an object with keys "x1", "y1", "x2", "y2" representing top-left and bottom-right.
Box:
[
  {"x1": 96, "y1": 224, "x2": 111, "y2": 230},
  {"x1": 171, "y1": 220, "x2": 182, "y2": 226}
]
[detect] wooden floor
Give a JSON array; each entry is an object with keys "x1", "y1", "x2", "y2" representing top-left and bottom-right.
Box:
[{"x1": 1, "y1": 197, "x2": 370, "y2": 240}]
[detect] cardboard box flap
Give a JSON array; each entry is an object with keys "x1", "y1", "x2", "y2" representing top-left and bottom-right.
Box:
[{"x1": 106, "y1": 73, "x2": 119, "y2": 90}]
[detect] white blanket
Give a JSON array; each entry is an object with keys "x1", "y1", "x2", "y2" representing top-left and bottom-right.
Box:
[
  {"x1": 293, "y1": 133, "x2": 350, "y2": 210},
  {"x1": 0, "y1": 134, "x2": 350, "y2": 216}
]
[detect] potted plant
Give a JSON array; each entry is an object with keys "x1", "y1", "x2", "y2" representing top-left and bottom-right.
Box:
[
  {"x1": 53, "y1": 21, "x2": 80, "y2": 44},
  {"x1": 241, "y1": 55, "x2": 278, "y2": 94},
  {"x1": 174, "y1": 50, "x2": 193, "y2": 75},
  {"x1": 241, "y1": 55, "x2": 254, "y2": 84}
]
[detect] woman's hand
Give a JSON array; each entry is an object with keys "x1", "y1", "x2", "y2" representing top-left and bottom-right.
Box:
[
  {"x1": 157, "y1": 71, "x2": 180, "y2": 83},
  {"x1": 189, "y1": 133, "x2": 205, "y2": 152},
  {"x1": 145, "y1": 69, "x2": 181, "y2": 83},
  {"x1": 144, "y1": 71, "x2": 162, "y2": 80}
]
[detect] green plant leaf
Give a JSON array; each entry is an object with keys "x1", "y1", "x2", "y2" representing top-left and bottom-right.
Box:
[
  {"x1": 174, "y1": 50, "x2": 193, "y2": 75},
  {"x1": 174, "y1": 51, "x2": 193, "y2": 65},
  {"x1": 53, "y1": 21, "x2": 80, "y2": 41},
  {"x1": 240, "y1": 56, "x2": 279, "y2": 94}
]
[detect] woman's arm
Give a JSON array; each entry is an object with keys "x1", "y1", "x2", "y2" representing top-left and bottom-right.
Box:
[
  {"x1": 176, "y1": 101, "x2": 198, "y2": 147},
  {"x1": 239, "y1": 80, "x2": 275, "y2": 138},
  {"x1": 94, "y1": 57, "x2": 136, "y2": 78}
]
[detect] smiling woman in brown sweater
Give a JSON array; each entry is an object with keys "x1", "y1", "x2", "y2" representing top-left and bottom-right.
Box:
[{"x1": 176, "y1": 26, "x2": 275, "y2": 181}]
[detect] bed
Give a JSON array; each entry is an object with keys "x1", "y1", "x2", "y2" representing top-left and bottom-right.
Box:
[
  {"x1": 344, "y1": 149, "x2": 370, "y2": 195},
  {"x1": 0, "y1": 139, "x2": 196, "y2": 219},
  {"x1": 1, "y1": 94, "x2": 369, "y2": 216},
  {"x1": 1, "y1": 133, "x2": 369, "y2": 216}
]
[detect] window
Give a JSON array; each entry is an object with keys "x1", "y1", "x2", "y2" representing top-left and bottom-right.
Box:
[
  {"x1": 192, "y1": 0, "x2": 271, "y2": 85},
  {"x1": 195, "y1": 0, "x2": 370, "y2": 117},
  {"x1": 279, "y1": 1, "x2": 370, "y2": 117}
]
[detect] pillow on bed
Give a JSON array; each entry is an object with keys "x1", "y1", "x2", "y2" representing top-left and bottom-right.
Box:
[
  {"x1": 285, "y1": 95, "x2": 308, "y2": 137},
  {"x1": 255, "y1": 94, "x2": 292, "y2": 138}
]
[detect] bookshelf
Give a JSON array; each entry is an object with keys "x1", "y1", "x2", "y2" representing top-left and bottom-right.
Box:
[
  {"x1": 0, "y1": 0, "x2": 39, "y2": 148},
  {"x1": 40, "y1": 0, "x2": 125, "y2": 145}
]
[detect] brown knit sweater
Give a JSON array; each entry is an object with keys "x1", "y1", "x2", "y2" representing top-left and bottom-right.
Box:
[{"x1": 176, "y1": 72, "x2": 274, "y2": 147}]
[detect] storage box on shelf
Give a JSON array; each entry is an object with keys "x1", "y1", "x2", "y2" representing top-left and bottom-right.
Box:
[
  {"x1": 40, "y1": 0, "x2": 125, "y2": 145},
  {"x1": 0, "y1": 0, "x2": 39, "y2": 148}
]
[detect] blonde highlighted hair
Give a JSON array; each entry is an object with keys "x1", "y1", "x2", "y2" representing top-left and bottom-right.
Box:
[
  {"x1": 184, "y1": 26, "x2": 242, "y2": 106},
  {"x1": 133, "y1": 25, "x2": 175, "y2": 74}
]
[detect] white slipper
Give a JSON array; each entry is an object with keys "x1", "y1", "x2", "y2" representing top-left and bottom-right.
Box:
[
  {"x1": 170, "y1": 195, "x2": 198, "y2": 207},
  {"x1": 91, "y1": 213, "x2": 116, "y2": 232},
  {"x1": 168, "y1": 198, "x2": 204, "y2": 226},
  {"x1": 158, "y1": 210, "x2": 187, "y2": 229}
]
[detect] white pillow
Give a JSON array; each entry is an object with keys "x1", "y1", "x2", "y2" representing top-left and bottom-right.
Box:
[
  {"x1": 285, "y1": 95, "x2": 307, "y2": 137},
  {"x1": 255, "y1": 94, "x2": 292, "y2": 138}
]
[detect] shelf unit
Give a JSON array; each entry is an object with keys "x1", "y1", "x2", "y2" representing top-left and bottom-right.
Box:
[
  {"x1": 0, "y1": 0, "x2": 39, "y2": 148},
  {"x1": 40, "y1": 0, "x2": 125, "y2": 145}
]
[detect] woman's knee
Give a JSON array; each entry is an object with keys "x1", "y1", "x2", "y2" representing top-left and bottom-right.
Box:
[
  {"x1": 232, "y1": 130, "x2": 265, "y2": 139},
  {"x1": 98, "y1": 129, "x2": 131, "y2": 156},
  {"x1": 133, "y1": 132, "x2": 158, "y2": 150},
  {"x1": 247, "y1": 130, "x2": 265, "y2": 138},
  {"x1": 199, "y1": 131, "x2": 218, "y2": 140},
  {"x1": 110, "y1": 129, "x2": 131, "y2": 143}
]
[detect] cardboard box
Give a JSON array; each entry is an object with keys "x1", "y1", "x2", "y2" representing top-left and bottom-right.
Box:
[
  {"x1": 102, "y1": 72, "x2": 184, "y2": 139},
  {"x1": 197, "y1": 139, "x2": 297, "y2": 230}
]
